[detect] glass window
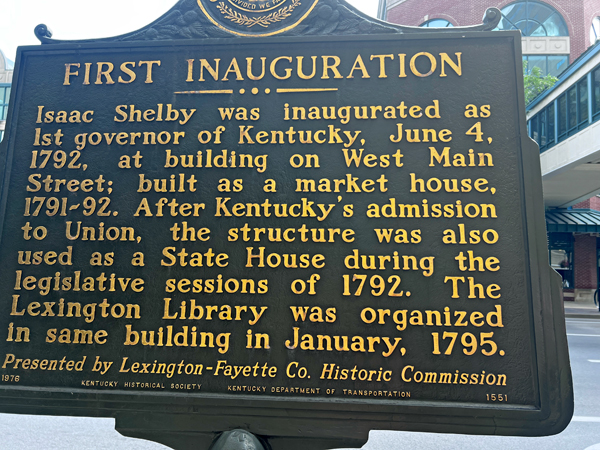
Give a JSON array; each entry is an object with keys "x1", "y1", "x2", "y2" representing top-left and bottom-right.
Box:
[
  {"x1": 540, "y1": 108, "x2": 547, "y2": 147},
  {"x1": 548, "y1": 233, "x2": 574, "y2": 289},
  {"x1": 530, "y1": 114, "x2": 539, "y2": 143},
  {"x1": 0, "y1": 85, "x2": 10, "y2": 143},
  {"x1": 550, "y1": 249, "x2": 570, "y2": 269},
  {"x1": 0, "y1": 85, "x2": 10, "y2": 122},
  {"x1": 578, "y1": 78, "x2": 589, "y2": 125},
  {"x1": 593, "y1": 67, "x2": 600, "y2": 120},
  {"x1": 496, "y1": 1, "x2": 568, "y2": 36},
  {"x1": 526, "y1": 55, "x2": 546, "y2": 75},
  {"x1": 504, "y1": 3, "x2": 569, "y2": 77},
  {"x1": 523, "y1": 55, "x2": 568, "y2": 77},
  {"x1": 420, "y1": 19, "x2": 453, "y2": 28},
  {"x1": 567, "y1": 86, "x2": 577, "y2": 131},
  {"x1": 558, "y1": 93, "x2": 567, "y2": 140},
  {"x1": 550, "y1": 249, "x2": 573, "y2": 287},
  {"x1": 591, "y1": 17, "x2": 600, "y2": 45},
  {"x1": 548, "y1": 55, "x2": 568, "y2": 77},
  {"x1": 555, "y1": 79, "x2": 591, "y2": 140},
  {"x1": 530, "y1": 104, "x2": 556, "y2": 152},
  {"x1": 547, "y1": 103, "x2": 555, "y2": 146}
]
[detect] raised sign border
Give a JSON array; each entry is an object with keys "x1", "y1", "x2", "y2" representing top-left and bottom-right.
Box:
[
  {"x1": 0, "y1": 28, "x2": 573, "y2": 450},
  {"x1": 32, "y1": 0, "x2": 502, "y2": 44}
]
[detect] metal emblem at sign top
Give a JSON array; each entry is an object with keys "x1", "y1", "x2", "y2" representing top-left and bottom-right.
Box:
[{"x1": 197, "y1": 0, "x2": 320, "y2": 36}]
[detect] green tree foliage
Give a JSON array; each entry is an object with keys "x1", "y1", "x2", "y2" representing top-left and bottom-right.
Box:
[{"x1": 524, "y1": 63, "x2": 558, "y2": 105}]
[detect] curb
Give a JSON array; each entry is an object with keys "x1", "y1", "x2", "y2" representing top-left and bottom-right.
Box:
[{"x1": 565, "y1": 313, "x2": 600, "y2": 319}]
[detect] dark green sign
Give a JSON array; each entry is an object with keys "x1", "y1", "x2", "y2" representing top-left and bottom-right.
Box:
[{"x1": 0, "y1": 1, "x2": 573, "y2": 449}]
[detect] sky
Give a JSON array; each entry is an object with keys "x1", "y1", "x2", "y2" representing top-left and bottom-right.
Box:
[{"x1": 0, "y1": 0, "x2": 379, "y2": 63}]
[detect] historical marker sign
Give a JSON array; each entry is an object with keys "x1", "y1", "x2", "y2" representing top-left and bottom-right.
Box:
[{"x1": 0, "y1": 1, "x2": 573, "y2": 449}]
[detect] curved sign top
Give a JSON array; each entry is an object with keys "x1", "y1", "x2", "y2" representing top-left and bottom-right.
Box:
[{"x1": 197, "y1": 0, "x2": 321, "y2": 36}]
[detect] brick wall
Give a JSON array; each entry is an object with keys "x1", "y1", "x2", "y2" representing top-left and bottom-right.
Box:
[
  {"x1": 573, "y1": 196, "x2": 600, "y2": 211},
  {"x1": 387, "y1": 0, "x2": 490, "y2": 27},
  {"x1": 573, "y1": 199, "x2": 590, "y2": 209},
  {"x1": 387, "y1": 0, "x2": 591, "y2": 61},
  {"x1": 574, "y1": 234, "x2": 597, "y2": 289}
]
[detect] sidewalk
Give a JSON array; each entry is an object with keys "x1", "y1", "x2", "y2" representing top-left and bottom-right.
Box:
[{"x1": 564, "y1": 299, "x2": 600, "y2": 319}]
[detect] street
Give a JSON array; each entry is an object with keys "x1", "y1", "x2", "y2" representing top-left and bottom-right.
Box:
[{"x1": 0, "y1": 318, "x2": 598, "y2": 449}]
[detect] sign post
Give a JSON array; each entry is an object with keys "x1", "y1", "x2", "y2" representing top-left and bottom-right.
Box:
[{"x1": 0, "y1": 2, "x2": 573, "y2": 449}]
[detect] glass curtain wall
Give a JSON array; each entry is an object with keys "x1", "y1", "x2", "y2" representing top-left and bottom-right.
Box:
[{"x1": 495, "y1": 1, "x2": 569, "y2": 76}]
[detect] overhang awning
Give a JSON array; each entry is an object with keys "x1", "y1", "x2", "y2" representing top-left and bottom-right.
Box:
[{"x1": 546, "y1": 209, "x2": 600, "y2": 233}]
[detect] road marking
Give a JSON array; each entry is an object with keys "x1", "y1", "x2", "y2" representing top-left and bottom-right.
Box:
[
  {"x1": 588, "y1": 360, "x2": 600, "y2": 363},
  {"x1": 567, "y1": 334, "x2": 600, "y2": 337},
  {"x1": 573, "y1": 416, "x2": 600, "y2": 423}
]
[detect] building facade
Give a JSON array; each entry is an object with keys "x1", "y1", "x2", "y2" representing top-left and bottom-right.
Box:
[
  {"x1": 380, "y1": 0, "x2": 600, "y2": 301},
  {"x1": 380, "y1": 0, "x2": 600, "y2": 77},
  {"x1": 527, "y1": 41, "x2": 600, "y2": 300},
  {"x1": 0, "y1": 49, "x2": 14, "y2": 142}
]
